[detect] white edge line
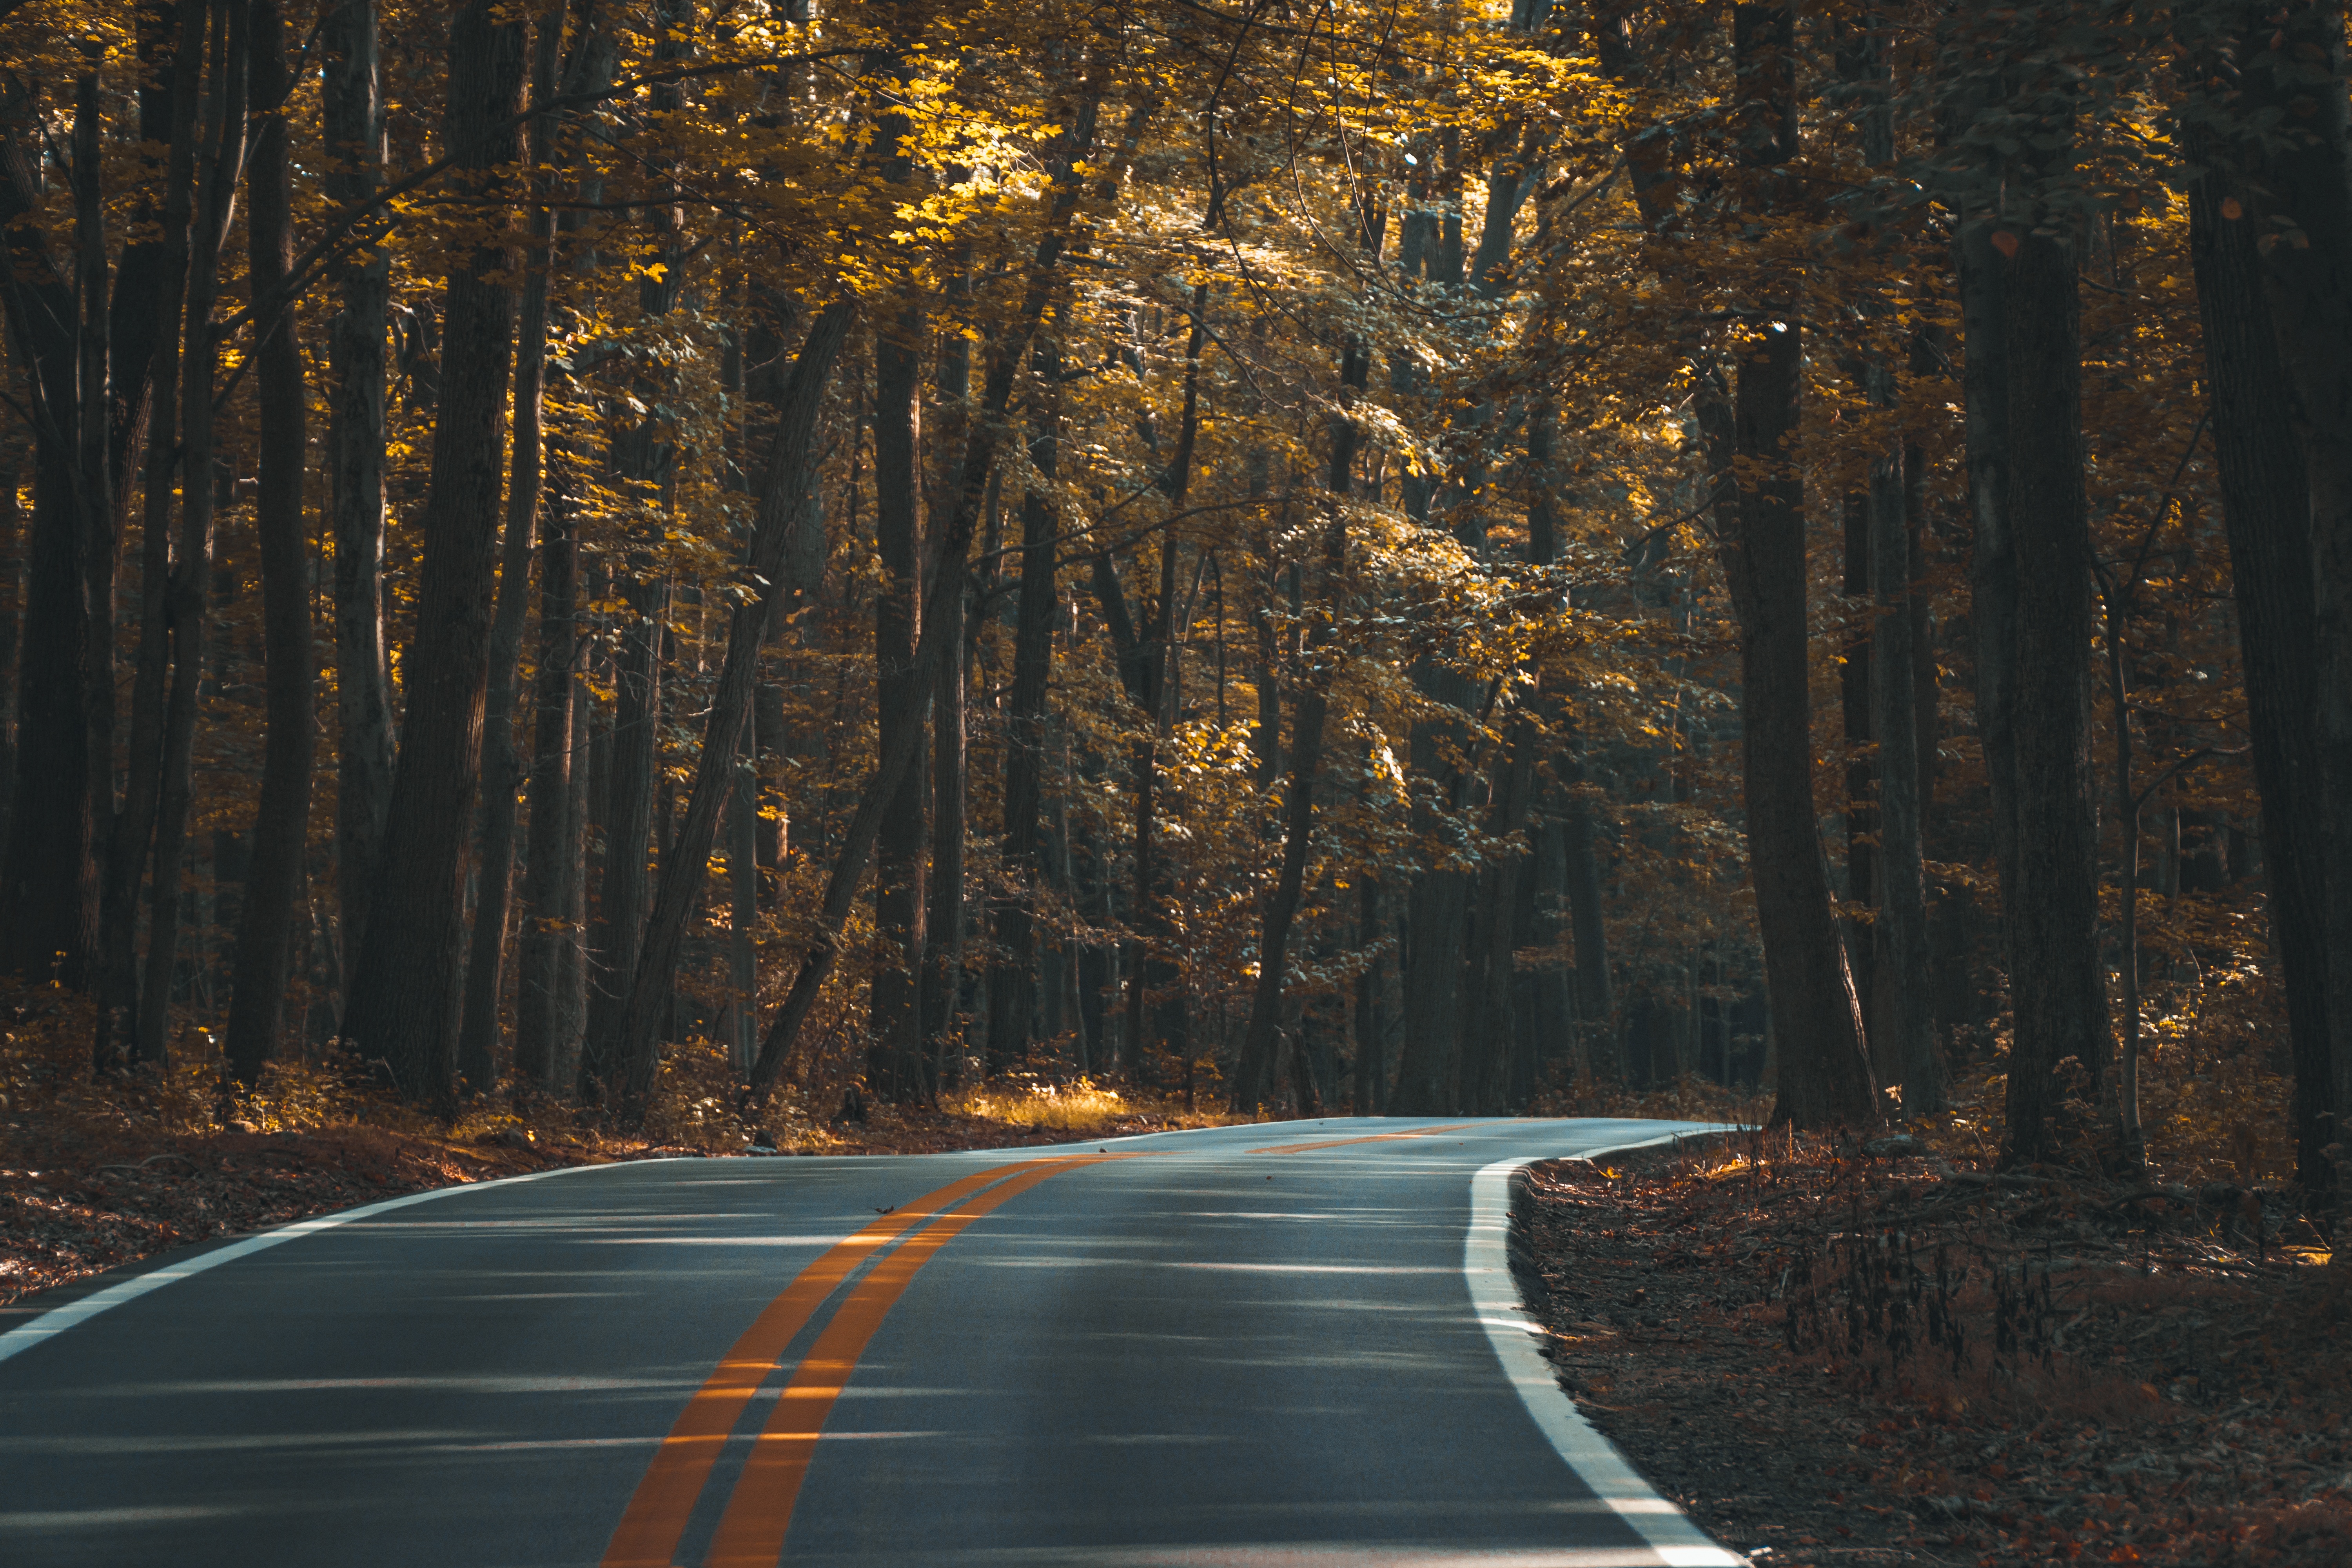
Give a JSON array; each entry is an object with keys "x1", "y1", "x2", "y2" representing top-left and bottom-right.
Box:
[
  {"x1": 1468, "y1": 1131, "x2": 1749, "y2": 1568},
  {"x1": 0, "y1": 1158, "x2": 668, "y2": 1367}
]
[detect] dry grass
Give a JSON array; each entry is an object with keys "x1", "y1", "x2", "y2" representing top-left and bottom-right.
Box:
[{"x1": 940, "y1": 1073, "x2": 1240, "y2": 1134}]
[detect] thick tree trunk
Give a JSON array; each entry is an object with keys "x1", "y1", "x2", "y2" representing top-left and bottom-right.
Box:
[
  {"x1": 1715, "y1": 4, "x2": 1876, "y2": 1129},
  {"x1": 2186, "y1": 85, "x2": 2337, "y2": 1196},
  {"x1": 1999, "y1": 218, "x2": 2112, "y2": 1164},
  {"x1": 224, "y1": 0, "x2": 315, "y2": 1085},
  {"x1": 338, "y1": 0, "x2": 526, "y2": 1107},
  {"x1": 2214, "y1": 3, "x2": 2352, "y2": 1182},
  {"x1": 324, "y1": 0, "x2": 394, "y2": 983}
]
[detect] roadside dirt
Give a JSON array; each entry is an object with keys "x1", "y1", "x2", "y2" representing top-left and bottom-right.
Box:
[{"x1": 1516, "y1": 1140, "x2": 2352, "y2": 1566}]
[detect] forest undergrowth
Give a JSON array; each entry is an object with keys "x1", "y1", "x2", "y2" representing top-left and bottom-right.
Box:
[{"x1": 1521, "y1": 1042, "x2": 2348, "y2": 1568}]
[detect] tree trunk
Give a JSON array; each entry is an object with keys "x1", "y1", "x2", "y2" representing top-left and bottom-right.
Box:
[
  {"x1": 338, "y1": 0, "x2": 525, "y2": 1107},
  {"x1": 1870, "y1": 428, "x2": 1937, "y2": 1113},
  {"x1": 454, "y1": 12, "x2": 561, "y2": 1097},
  {"x1": 1840, "y1": 491, "x2": 1878, "y2": 1069},
  {"x1": 2214, "y1": 2, "x2": 2352, "y2": 1185},
  {"x1": 514, "y1": 452, "x2": 579, "y2": 1091},
  {"x1": 138, "y1": 0, "x2": 250, "y2": 1070},
  {"x1": 1387, "y1": 664, "x2": 1476, "y2": 1116},
  {"x1": 224, "y1": 0, "x2": 315, "y2": 1085},
  {"x1": 920, "y1": 560, "x2": 967, "y2": 1086},
  {"x1": 986, "y1": 342, "x2": 1062, "y2": 1076},
  {"x1": 1464, "y1": 720, "x2": 1534, "y2": 1114},
  {"x1": 870, "y1": 316, "x2": 930, "y2": 1102},
  {"x1": 2185, "y1": 83, "x2": 2337, "y2": 1196},
  {"x1": 580, "y1": 573, "x2": 666, "y2": 1102},
  {"x1": 1712, "y1": 4, "x2": 1876, "y2": 1130},
  {"x1": 1999, "y1": 216, "x2": 2111, "y2": 1164},
  {"x1": 98, "y1": 0, "x2": 203, "y2": 1068},
  {"x1": 324, "y1": 0, "x2": 395, "y2": 984}
]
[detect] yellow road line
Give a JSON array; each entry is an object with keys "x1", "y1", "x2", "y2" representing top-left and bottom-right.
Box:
[
  {"x1": 597, "y1": 1160, "x2": 1038, "y2": 1568},
  {"x1": 701, "y1": 1154, "x2": 1131, "y2": 1568},
  {"x1": 1247, "y1": 1122, "x2": 1481, "y2": 1155}
]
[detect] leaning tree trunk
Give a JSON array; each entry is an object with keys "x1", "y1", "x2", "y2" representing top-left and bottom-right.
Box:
[
  {"x1": 338, "y1": 0, "x2": 526, "y2": 1108},
  {"x1": 225, "y1": 0, "x2": 316, "y2": 1085}
]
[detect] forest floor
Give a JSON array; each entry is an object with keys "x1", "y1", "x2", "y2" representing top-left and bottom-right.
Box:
[
  {"x1": 0, "y1": 1065, "x2": 1216, "y2": 1313},
  {"x1": 1519, "y1": 1133, "x2": 2352, "y2": 1567}
]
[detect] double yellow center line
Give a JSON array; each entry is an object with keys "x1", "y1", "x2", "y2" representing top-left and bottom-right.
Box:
[
  {"x1": 599, "y1": 1154, "x2": 1129, "y2": 1568},
  {"x1": 603, "y1": 1123, "x2": 1491, "y2": 1565}
]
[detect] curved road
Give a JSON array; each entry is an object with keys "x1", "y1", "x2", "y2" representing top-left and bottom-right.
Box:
[{"x1": 0, "y1": 1116, "x2": 1741, "y2": 1567}]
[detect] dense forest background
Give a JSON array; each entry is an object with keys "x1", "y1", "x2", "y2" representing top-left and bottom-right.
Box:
[{"x1": 0, "y1": 0, "x2": 2341, "y2": 1189}]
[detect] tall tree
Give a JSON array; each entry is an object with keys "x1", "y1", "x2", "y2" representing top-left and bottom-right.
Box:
[
  {"x1": 223, "y1": 0, "x2": 315, "y2": 1084},
  {"x1": 338, "y1": 0, "x2": 527, "y2": 1106},
  {"x1": 1717, "y1": 3, "x2": 1877, "y2": 1129}
]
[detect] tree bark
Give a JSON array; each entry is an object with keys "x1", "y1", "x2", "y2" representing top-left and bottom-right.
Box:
[
  {"x1": 1869, "y1": 428, "x2": 1937, "y2": 1113},
  {"x1": 2210, "y1": 2, "x2": 2352, "y2": 1185},
  {"x1": 324, "y1": 0, "x2": 395, "y2": 984},
  {"x1": 138, "y1": 0, "x2": 250, "y2": 1070},
  {"x1": 870, "y1": 314, "x2": 930, "y2": 1102},
  {"x1": 338, "y1": 0, "x2": 526, "y2": 1107},
  {"x1": 1715, "y1": 3, "x2": 1876, "y2": 1130},
  {"x1": 454, "y1": 11, "x2": 562, "y2": 1097},
  {"x1": 224, "y1": 0, "x2": 315, "y2": 1085},
  {"x1": 98, "y1": 0, "x2": 203, "y2": 1068},
  {"x1": 1999, "y1": 217, "x2": 2111, "y2": 1164},
  {"x1": 514, "y1": 450, "x2": 579, "y2": 1091},
  {"x1": 986, "y1": 342, "x2": 1062, "y2": 1076},
  {"x1": 2185, "y1": 65, "x2": 2337, "y2": 1196},
  {"x1": 579, "y1": 573, "x2": 665, "y2": 1102}
]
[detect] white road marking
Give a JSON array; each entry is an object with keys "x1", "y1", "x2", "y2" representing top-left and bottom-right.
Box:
[{"x1": 1468, "y1": 1137, "x2": 1749, "y2": 1568}]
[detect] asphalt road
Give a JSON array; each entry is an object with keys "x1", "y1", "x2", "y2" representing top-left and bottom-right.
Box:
[{"x1": 0, "y1": 1116, "x2": 1743, "y2": 1567}]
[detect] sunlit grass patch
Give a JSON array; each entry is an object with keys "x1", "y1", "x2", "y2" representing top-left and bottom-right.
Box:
[{"x1": 944, "y1": 1074, "x2": 1136, "y2": 1131}]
